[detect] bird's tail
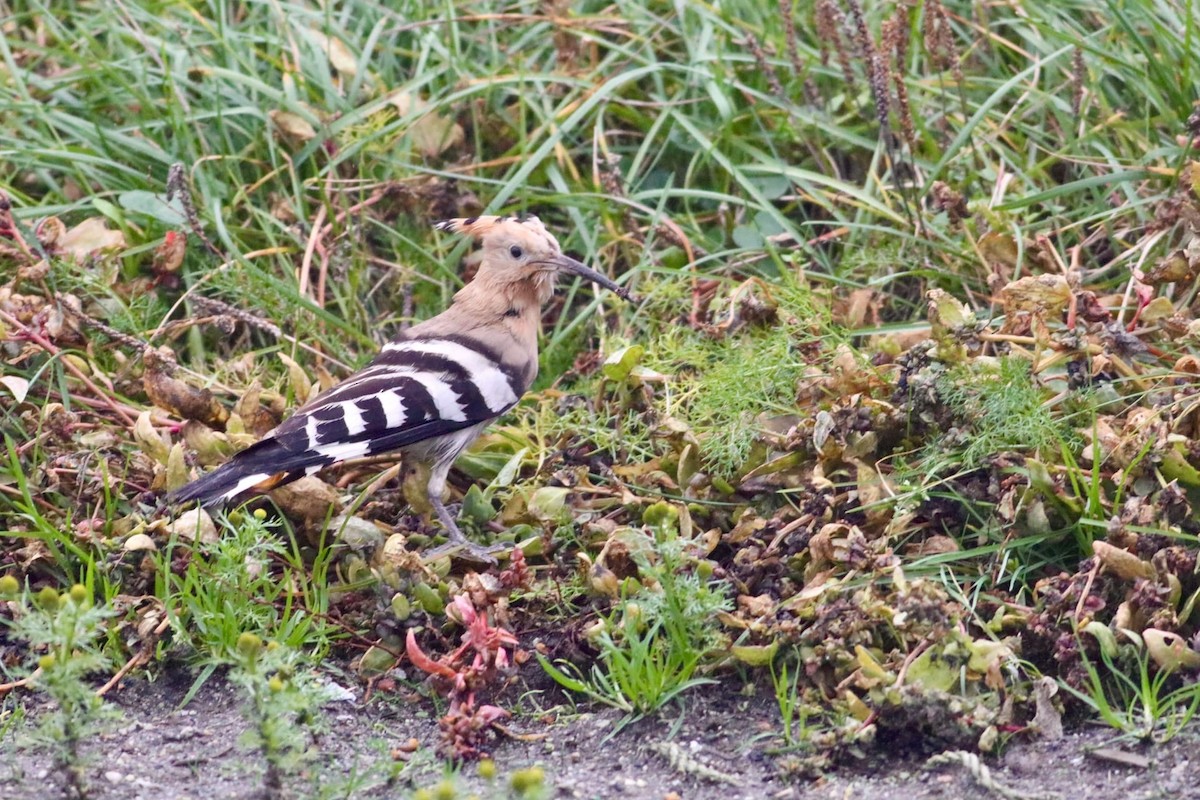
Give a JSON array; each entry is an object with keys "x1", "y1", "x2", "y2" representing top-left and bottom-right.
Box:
[{"x1": 168, "y1": 439, "x2": 296, "y2": 507}]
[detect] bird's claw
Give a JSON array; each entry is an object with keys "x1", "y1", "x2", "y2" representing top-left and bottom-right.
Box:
[{"x1": 421, "y1": 539, "x2": 509, "y2": 566}]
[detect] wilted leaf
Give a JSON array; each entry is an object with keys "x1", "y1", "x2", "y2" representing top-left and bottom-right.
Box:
[
  {"x1": 1092, "y1": 540, "x2": 1155, "y2": 581},
  {"x1": 133, "y1": 411, "x2": 170, "y2": 464},
  {"x1": 0, "y1": 375, "x2": 29, "y2": 403},
  {"x1": 269, "y1": 475, "x2": 342, "y2": 524},
  {"x1": 978, "y1": 231, "x2": 1021, "y2": 269},
  {"x1": 527, "y1": 486, "x2": 570, "y2": 521},
  {"x1": 1031, "y1": 677, "x2": 1063, "y2": 740},
  {"x1": 151, "y1": 231, "x2": 187, "y2": 274},
  {"x1": 1158, "y1": 445, "x2": 1200, "y2": 487},
  {"x1": 906, "y1": 645, "x2": 959, "y2": 692},
  {"x1": 269, "y1": 109, "x2": 318, "y2": 146},
  {"x1": 601, "y1": 344, "x2": 644, "y2": 382},
  {"x1": 168, "y1": 508, "x2": 217, "y2": 544},
  {"x1": 166, "y1": 442, "x2": 190, "y2": 491},
  {"x1": 387, "y1": 91, "x2": 464, "y2": 158},
  {"x1": 730, "y1": 640, "x2": 779, "y2": 666},
  {"x1": 278, "y1": 353, "x2": 313, "y2": 404},
  {"x1": 60, "y1": 217, "x2": 126, "y2": 261},
  {"x1": 357, "y1": 645, "x2": 397, "y2": 678},
  {"x1": 307, "y1": 29, "x2": 358, "y2": 78},
  {"x1": 1082, "y1": 621, "x2": 1119, "y2": 658},
  {"x1": 122, "y1": 532, "x2": 157, "y2": 552},
  {"x1": 999, "y1": 274, "x2": 1071, "y2": 318},
  {"x1": 143, "y1": 346, "x2": 229, "y2": 426},
  {"x1": 1143, "y1": 629, "x2": 1200, "y2": 673}
]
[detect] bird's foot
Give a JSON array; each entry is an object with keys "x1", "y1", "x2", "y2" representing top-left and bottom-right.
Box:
[
  {"x1": 427, "y1": 497, "x2": 509, "y2": 565},
  {"x1": 421, "y1": 537, "x2": 509, "y2": 566}
]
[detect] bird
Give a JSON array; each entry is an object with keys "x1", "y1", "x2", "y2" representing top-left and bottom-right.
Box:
[{"x1": 170, "y1": 214, "x2": 629, "y2": 563}]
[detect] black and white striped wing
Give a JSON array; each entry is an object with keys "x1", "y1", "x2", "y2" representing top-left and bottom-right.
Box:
[{"x1": 170, "y1": 335, "x2": 523, "y2": 505}]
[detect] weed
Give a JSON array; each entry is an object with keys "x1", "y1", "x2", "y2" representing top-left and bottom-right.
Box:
[
  {"x1": 230, "y1": 632, "x2": 333, "y2": 800},
  {"x1": 157, "y1": 510, "x2": 332, "y2": 668},
  {"x1": 934, "y1": 357, "x2": 1078, "y2": 466},
  {"x1": 771, "y1": 653, "x2": 809, "y2": 747},
  {"x1": 2, "y1": 581, "x2": 117, "y2": 799},
  {"x1": 1063, "y1": 630, "x2": 1200, "y2": 744},
  {"x1": 540, "y1": 503, "x2": 730, "y2": 721}
]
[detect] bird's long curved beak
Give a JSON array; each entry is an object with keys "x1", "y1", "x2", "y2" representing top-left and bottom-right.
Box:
[{"x1": 545, "y1": 254, "x2": 631, "y2": 301}]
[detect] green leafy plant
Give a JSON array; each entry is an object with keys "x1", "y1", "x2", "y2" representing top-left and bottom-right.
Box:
[
  {"x1": 539, "y1": 503, "x2": 730, "y2": 722},
  {"x1": 771, "y1": 653, "x2": 809, "y2": 748},
  {"x1": 1062, "y1": 631, "x2": 1200, "y2": 743},
  {"x1": 230, "y1": 632, "x2": 334, "y2": 800},
  {"x1": 935, "y1": 356, "x2": 1078, "y2": 465},
  {"x1": 158, "y1": 511, "x2": 332, "y2": 668},
  {"x1": 2, "y1": 580, "x2": 117, "y2": 800}
]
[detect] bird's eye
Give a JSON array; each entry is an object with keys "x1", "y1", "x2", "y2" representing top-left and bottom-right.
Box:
[{"x1": 509, "y1": 245, "x2": 523, "y2": 259}]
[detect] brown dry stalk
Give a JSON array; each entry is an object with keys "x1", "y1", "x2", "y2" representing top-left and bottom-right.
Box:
[
  {"x1": 0, "y1": 307, "x2": 137, "y2": 427},
  {"x1": 815, "y1": 0, "x2": 855, "y2": 89},
  {"x1": 188, "y1": 295, "x2": 283, "y2": 338},
  {"x1": 1071, "y1": 46, "x2": 1085, "y2": 117},
  {"x1": 62, "y1": 301, "x2": 148, "y2": 352},
  {"x1": 845, "y1": 0, "x2": 890, "y2": 135},
  {"x1": 893, "y1": 71, "x2": 916, "y2": 152},
  {"x1": 743, "y1": 32, "x2": 785, "y2": 101},
  {"x1": 778, "y1": 0, "x2": 805, "y2": 73},
  {"x1": 924, "y1": 0, "x2": 964, "y2": 86}
]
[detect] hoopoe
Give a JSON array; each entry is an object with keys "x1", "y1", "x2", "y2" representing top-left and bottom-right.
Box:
[{"x1": 170, "y1": 215, "x2": 628, "y2": 562}]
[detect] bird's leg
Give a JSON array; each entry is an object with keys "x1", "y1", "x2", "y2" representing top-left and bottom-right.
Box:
[{"x1": 420, "y1": 463, "x2": 507, "y2": 565}]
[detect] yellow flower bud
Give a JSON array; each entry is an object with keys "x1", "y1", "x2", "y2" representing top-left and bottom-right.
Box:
[{"x1": 236, "y1": 632, "x2": 263, "y2": 658}]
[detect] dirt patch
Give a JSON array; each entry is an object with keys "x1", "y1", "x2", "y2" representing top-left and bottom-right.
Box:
[{"x1": 3, "y1": 671, "x2": 1197, "y2": 800}]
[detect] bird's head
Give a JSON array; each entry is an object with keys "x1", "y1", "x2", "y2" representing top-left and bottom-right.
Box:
[{"x1": 434, "y1": 215, "x2": 629, "y2": 304}]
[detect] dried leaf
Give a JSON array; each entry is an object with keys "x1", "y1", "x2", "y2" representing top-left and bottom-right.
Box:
[
  {"x1": 143, "y1": 346, "x2": 229, "y2": 426},
  {"x1": 122, "y1": 533, "x2": 157, "y2": 552},
  {"x1": 269, "y1": 475, "x2": 342, "y2": 524},
  {"x1": 307, "y1": 29, "x2": 358, "y2": 78},
  {"x1": 0, "y1": 375, "x2": 29, "y2": 403},
  {"x1": 1031, "y1": 677, "x2": 1063, "y2": 740},
  {"x1": 1143, "y1": 628, "x2": 1200, "y2": 672},
  {"x1": 168, "y1": 508, "x2": 217, "y2": 544},
  {"x1": 269, "y1": 109, "x2": 318, "y2": 146},
  {"x1": 999, "y1": 274, "x2": 1071, "y2": 319},
  {"x1": 151, "y1": 231, "x2": 187, "y2": 274},
  {"x1": 60, "y1": 217, "x2": 126, "y2": 261},
  {"x1": 133, "y1": 411, "x2": 170, "y2": 464},
  {"x1": 278, "y1": 353, "x2": 313, "y2": 405},
  {"x1": 1092, "y1": 540, "x2": 1155, "y2": 581},
  {"x1": 387, "y1": 91, "x2": 465, "y2": 158},
  {"x1": 730, "y1": 640, "x2": 779, "y2": 666}
]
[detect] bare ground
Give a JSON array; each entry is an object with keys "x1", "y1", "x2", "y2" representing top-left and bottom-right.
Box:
[{"x1": 2, "y1": 669, "x2": 1197, "y2": 800}]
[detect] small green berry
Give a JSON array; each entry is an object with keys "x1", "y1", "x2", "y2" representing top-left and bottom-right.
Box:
[
  {"x1": 0, "y1": 575, "x2": 19, "y2": 596},
  {"x1": 268, "y1": 676, "x2": 285, "y2": 693},
  {"x1": 36, "y1": 586, "x2": 60, "y2": 609},
  {"x1": 432, "y1": 779, "x2": 456, "y2": 800},
  {"x1": 38, "y1": 653, "x2": 57, "y2": 671},
  {"x1": 236, "y1": 632, "x2": 263, "y2": 658},
  {"x1": 69, "y1": 584, "x2": 89, "y2": 604},
  {"x1": 253, "y1": 508, "x2": 267, "y2": 520},
  {"x1": 510, "y1": 766, "x2": 545, "y2": 794},
  {"x1": 477, "y1": 759, "x2": 496, "y2": 780},
  {"x1": 412, "y1": 789, "x2": 434, "y2": 800},
  {"x1": 266, "y1": 640, "x2": 280, "y2": 651}
]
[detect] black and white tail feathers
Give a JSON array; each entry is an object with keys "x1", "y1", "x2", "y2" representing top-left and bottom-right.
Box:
[{"x1": 169, "y1": 332, "x2": 530, "y2": 507}]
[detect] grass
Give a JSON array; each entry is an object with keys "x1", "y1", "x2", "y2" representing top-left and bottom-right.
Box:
[
  {"x1": 2, "y1": 0, "x2": 1200, "y2": 793},
  {"x1": 539, "y1": 503, "x2": 728, "y2": 722}
]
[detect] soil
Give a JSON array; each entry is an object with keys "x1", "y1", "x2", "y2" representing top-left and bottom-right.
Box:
[{"x1": 2, "y1": 670, "x2": 1197, "y2": 800}]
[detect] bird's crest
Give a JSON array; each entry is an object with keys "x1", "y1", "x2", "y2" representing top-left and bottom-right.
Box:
[{"x1": 434, "y1": 214, "x2": 560, "y2": 253}]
